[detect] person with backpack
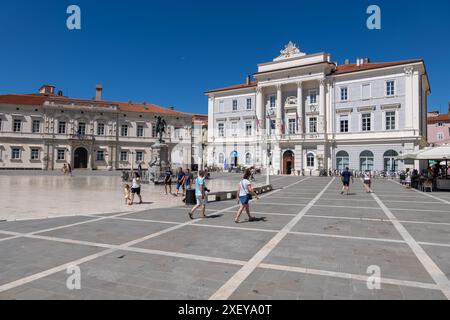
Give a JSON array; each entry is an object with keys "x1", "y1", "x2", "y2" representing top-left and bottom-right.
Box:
[
  {"x1": 189, "y1": 170, "x2": 208, "y2": 219},
  {"x1": 234, "y1": 169, "x2": 259, "y2": 223}
]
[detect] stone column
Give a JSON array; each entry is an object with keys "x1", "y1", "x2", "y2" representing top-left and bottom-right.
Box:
[
  {"x1": 319, "y1": 79, "x2": 326, "y2": 134},
  {"x1": 256, "y1": 87, "x2": 264, "y2": 130},
  {"x1": 207, "y1": 95, "x2": 215, "y2": 140},
  {"x1": 296, "y1": 81, "x2": 303, "y2": 134},
  {"x1": 276, "y1": 84, "x2": 283, "y2": 136}
]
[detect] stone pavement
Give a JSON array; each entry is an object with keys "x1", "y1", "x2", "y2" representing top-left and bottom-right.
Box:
[{"x1": 0, "y1": 176, "x2": 449, "y2": 300}]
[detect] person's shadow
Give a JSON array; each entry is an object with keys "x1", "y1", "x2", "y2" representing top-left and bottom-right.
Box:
[{"x1": 241, "y1": 217, "x2": 267, "y2": 223}]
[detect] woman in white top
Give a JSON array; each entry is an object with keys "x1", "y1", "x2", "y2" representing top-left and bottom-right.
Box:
[
  {"x1": 130, "y1": 172, "x2": 143, "y2": 204},
  {"x1": 363, "y1": 170, "x2": 372, "y2": 193},
  {"x1": 234, "y1": 170, "x2": 259, "y2": 223}
]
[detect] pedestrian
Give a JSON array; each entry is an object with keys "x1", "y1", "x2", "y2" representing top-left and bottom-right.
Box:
[
  {"x1": 164, "y1": 167, "x2": 173, "y2": 195},
  {"x1": 62, "y1": 164, "x2": 67, "y2": 175},
  {"x1": 124, "y1": 184, "x2": 132, "y2": 205},
  {"x1": 130, "y1": 172, "x2": 143, "y2": 204},
  {"x1": 234, "y1": 169, "x2": 259, "y2": 223},
  {"x1": 189, "y1": 170, "x2": 208, "y2": 219},
  {"x1": 67, "y1": 163, "x2": 73, "y2": 177},
  {"x1": 340, "y1": 167, "x2": 354, "y2": 195},
  {"x1": 184, "y1": 168, "x2": 193, "y2": 191},
  {"x1": 363, "y1": 170, "x2": 372, "y2": 193},
  {"x1": 175, "y1": 167, "x2": 185, "y2": 197}
]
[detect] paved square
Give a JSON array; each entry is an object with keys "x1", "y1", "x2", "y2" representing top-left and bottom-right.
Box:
[{"x1": 0, "y1": 176, "x2": 449, "y2": 300}]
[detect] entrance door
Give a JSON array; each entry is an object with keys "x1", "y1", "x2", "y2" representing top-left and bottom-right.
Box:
[
  {"x1": 74, "y1": 147, "x2": 88, "y2": 169},
  {"x1": 283, "y1": 151, "x2": 295, "y2": 175}
]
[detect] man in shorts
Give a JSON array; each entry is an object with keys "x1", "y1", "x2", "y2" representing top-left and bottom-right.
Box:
[
  {"x1": 341, "y1": 167, "x2": 353, "y2": 195},
  {"x1": 189, "y1": 170, "x2": 208, "y2": 219}
]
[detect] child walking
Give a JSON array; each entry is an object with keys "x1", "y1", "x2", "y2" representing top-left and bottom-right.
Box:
[{"x1": 124, "y1": 184, "x2": 132, "y2": 205}]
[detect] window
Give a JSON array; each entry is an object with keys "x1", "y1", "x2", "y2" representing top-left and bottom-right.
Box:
[
  {"x1": 121, "y1": 125, "x2": 128, "y2": 137},
  {"x1": 340, "y1": 116, "x2": 349, "y2": 133},
  {"x1": 362, "y1": 113, "x2": 371, "y2": 132},
  {"x1": 309, "y1": 90, "x2": 317, "y2": 104},
  {"x1": 151, "y1": 124, "x2": 157, "y2": 138},
  {"x1": 360, "y1": 150, "x2": 374, "y2": 171},
  {"x1": 269, "y1": 120, "x2": 276, "y2": 133},
  {"x1": 120, "y1": 151, "x2": 128, "y2": 161},
  {"x1": 245, "y1": 153, "x2": 252, "y2": 166},
  {"x1": 57, "y1": 149, "x2": 65, "y2": 161},
  {"x1": 437, "y1": 122, "x2": 443, "y2": 127},
  {"x1": 386, "y1": 111, "x2": 396, "y2": 130},
  {"x1": 137, "y1": 125, "x2": 144, "y2": 137},
  {"x1": 384, "y1": 150, "x2": 398, "y2": 172},
  {"x1": 288, "y1": 118, "x2": 296, "y2": 135},
  {"x1": 58, "y1": 121, "x2": 66, "y2": 134},
  {"x1": 246, "y1": 98, "x2": 252, "y2": 110},
  {"x1": 336, "y1": 151, "x2": 349, "y2": 171},
  {"x1": 136, "y1": 151, "x2": 144, "y2": 162},
  {"x1": 218, "y1": 153, "x2": 224, "y2": 164},
  {"x1": 96, "y1": 150, "x2": 105, "y2": 161},
  {"x1": 437, "y1": 132, "x2": 444, "y2": 141},
  {"x1": 218, "y1": 123, "x2": 225, "y2": 137},
  {"x1": 31, "y1": 148, "x2": 40, "y2": 160},
  {"x1": 270, "y1": 95, "x2": 276, "y2": 109},
  {"x1": 386, "y1": 81, "x2": 395, "y2": 96},
  {"x1": 32, "y1": 120, "x2": 40, "y2": 133},
  {"x1": 231, "y1": 122, "x2": 238, "y2": 137},
  {"x1": 309, "y1": 117, "x2": 317, "y2": 133},
  {"x1": 174, "y1": 127, "x2": 182, "y2": 139},
  {"x1": 306, "y1": 153, "x2": 315, "y2": 167},
  {"x1": 341, "y1": 87, "x2": 348, "y2": 101},
  {"x1": 362, "y1": 84, "x2": 371, "y2": 100},
  {"x1": 13, "y1": 119, "x2": 22, "y2": 132},
  {"x1": 78, "y1": 122, "x2": 86, "y2": 135},
  {"x1": 97, "y1": 123, "x2": 105, "y2": 136},
  {"x1": 11, "y1": 148, "x2": 21, "y2": 160},
  {"x1": 245, "y1": 122, "x2": 252, "y2": 136},
  {"x1": 232, "y1": 100, "x2": 238, "y2": 111}
]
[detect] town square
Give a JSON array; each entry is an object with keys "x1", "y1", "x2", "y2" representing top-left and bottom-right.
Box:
[{"x1": 1, "y1": 0, "x2": 450, "y2": 304}]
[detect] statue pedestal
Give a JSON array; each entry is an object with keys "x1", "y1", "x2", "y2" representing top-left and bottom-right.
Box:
[{"x1": 151, "y1": 141, "x2": 169, "y2": 183}]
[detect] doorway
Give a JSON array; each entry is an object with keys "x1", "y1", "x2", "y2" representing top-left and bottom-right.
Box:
[
  {"x1": 74, "y1": 147, "x2": 88, "y2": 169},
  {"x1": 283, "y1": 150, "x2": 295, "y2": 175}
]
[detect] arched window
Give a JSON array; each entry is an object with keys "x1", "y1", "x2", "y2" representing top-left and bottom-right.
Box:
[
  {"x1": 336, "y1": 151, "x2": 349, "y2": 171},
  {"x1": 307, "y1": 153, "x2": 315, "y2": 167},
  {"x1": 218, "y1": 153, "x2": 224, "y2": 164},
  {"x1": 384, "y1": 150, "x2": 398, "y2": 172},
  {"x1": 360, "y1": 150, "x2": 374, "y2": 171},
  {"x1": 245, "y1": 153, "x2": 252, "y2": 166}
]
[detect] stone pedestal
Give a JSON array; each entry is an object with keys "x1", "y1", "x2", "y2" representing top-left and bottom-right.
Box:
[{"x1": 151, "y1": 141, "x2": 169, "y2": 183}]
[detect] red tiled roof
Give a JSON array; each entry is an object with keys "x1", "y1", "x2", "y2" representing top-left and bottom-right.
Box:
[
  {"x1": 334, "y1": 60, "x2": 422, "y2": 75},
  {"x1": 0, "y1": 94, "x2": 46, "y2": 106},
  {"x1": 116, "y1": 102, "x2": 189, "y2": 116},
  {"x1": 205, "y1": 81, "x2": 257, "y2": 94},
  {"x1": 428, "y1": 114, "x2": 450, "y2": 124}
]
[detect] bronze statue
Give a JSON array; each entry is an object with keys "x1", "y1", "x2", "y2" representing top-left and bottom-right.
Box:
[{"x1": 155, "y1": 116, "x2": 167, "y2": 143}]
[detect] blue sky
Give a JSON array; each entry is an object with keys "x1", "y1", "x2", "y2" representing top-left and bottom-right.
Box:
[{"x1": 0, "y1": 0, "x2": 449, "y2": 114}]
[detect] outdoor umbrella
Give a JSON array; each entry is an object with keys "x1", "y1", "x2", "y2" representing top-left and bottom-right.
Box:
[{"x1": 405, "y1": 145, "x2": 450, "y2": 160}]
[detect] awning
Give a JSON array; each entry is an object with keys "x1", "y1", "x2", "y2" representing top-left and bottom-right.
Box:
[{"x1": 396, "y1": 145, "x2": 450, "y2": 161}]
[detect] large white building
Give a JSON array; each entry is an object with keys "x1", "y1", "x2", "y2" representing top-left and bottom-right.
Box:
[
  {"x1": 205, "y1": 42, "x2": 430, "y2": 175},
  {"x1": 0, "y1": 84, "x2": 203, "y2": 171}
]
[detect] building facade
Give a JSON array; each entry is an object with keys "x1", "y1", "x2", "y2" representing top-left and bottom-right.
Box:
[
  {"x1": 427, "y1": 107, "x2": 450, "y2": 145},
  {"x1": 0, "y1": 85, "x2": 201, "y2": 171},
  {"x1": 206, "y1": 42, "x2": 430, "y2": 175}
]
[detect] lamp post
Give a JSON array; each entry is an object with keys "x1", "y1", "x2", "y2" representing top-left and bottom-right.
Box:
[{"x1": 266, "y1": 143, "x2": 272, "y2": 185}]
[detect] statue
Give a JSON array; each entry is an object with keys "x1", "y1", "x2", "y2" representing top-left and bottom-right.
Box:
[{"x1": 155, "y1": 116, "x2": 167, "y2": 143}]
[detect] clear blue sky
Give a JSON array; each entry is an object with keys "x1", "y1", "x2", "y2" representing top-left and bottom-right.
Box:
[{"x1": 0, "y1": 0, "x2": 449, "y2": 114}]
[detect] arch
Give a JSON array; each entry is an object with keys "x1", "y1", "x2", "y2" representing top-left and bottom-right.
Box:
[
  {"x1": 230, "y1": 151, "x2": 238, "y2": 167},
  {"x1": 336, "y1": 151, "x2": 349, "y2": 171},
  {"x1": 283, "y1": 150, "x2": 295, "y2": 175},
  {"x1": 360, "y1": 150, "x2": 374, "y2": 171},
  {"x1": 74, "y1": 147, "x2": 88, "y2": 169},
  {"x1": 383, "y1": 150, "x2": 398, "y2": 157},
  {"x1": 384, "y1": 150, "x2": 399, "y2": 172},
  {"x1": 336, "y1": 151, "x2": 349, "y2": 157},
  {"x1": 360, "y1": 150, "x2": 374, "y2": 157}
]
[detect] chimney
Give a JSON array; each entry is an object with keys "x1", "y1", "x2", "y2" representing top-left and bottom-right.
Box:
[
  {"x1": 169, "y1": 106, "x2": 175, "y2": 110},
  {"x1": 57, "y1": 90, "x2": 63, "y2": 96},
  {"x1": 344, "y1": 59, "x2": 350, "y2": 65},
  {"x1": 364, "y1": 57, "x2": 370, "y2": 64},
  {"x1": 39, "y1": 84, "x2": 55, "y2": 95},
  {"x1": 95, "y1": 84, "x2": 103, "y2": 101},
  {"x1": 356, "y1": 58, "x2": 360, "y2": 67},
  {"x1": 246, "y1": 75, "x2": 251, "y2": 85}
]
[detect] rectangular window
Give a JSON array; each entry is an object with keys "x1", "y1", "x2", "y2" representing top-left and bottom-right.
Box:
[
  {"x1": 340, "y1": 117, "x2": 349, "y2": 133},
  {"x1": 137, "y1": 125, "x2": 144, "y2": 137},
  {"x1": 58, "y1": 121, "x2": 66, "y2": 134},
  {"x1": 386, "y1": 111, "x2": 396, "y2": 130},
  {"x1": 136, "y1": 151, "x2": 144, "y2": 162},
  {"x1": 120, "y1": 151, "x2": 128, "y2": 161},
  {"x1": 362, "y1": 113, "x2": 371, "y2": 132},
  {"x1": 386, "y1": 81, "x2": 395, "y2": 96},
  {"x1": 78, "y1": 123, "x2": 86, "y2": 135},
  {"x1": 96, "y1": 150, "x2": 105, "y2": 161},
  {"x1": 152, "y1": 124, "x2": 157, "y2": 138},
  {"x1": 362, "y1": 84, "x2": 371, "y2": 100},
  {"x1": 31, "y1": 148, "x2": 39, "y2": 160},
  {"x1": 13, "y1": 119, "x2": 21, "y2": 132},
  {"x1": 97, "y1": 123, "x2": 105, "y2": 136},
  {"x1": 11, "y1": 148, "x2": 21, "y2": 159},
  {"x1": 218, "y1": 123, "x2": 225, "y2": 137},
  {"x1": 437, "y1": 132, "x2": 444, "y2": 141},
  {"x1": 231, "y1": 122, "x2": 238, "y2": 137},
  {"x1": 245, "y1": 122, "x2": 252, "y2": 136},
  {"x1": 288, "y1": 119, "x2": 296, "y2": 135},
  {"x1": 121, "y1": 125, "x2": 128, "y2": 137},
  {"x1": 246, "y1": 98, "x2": 252, "y2": 110},
  {"x1": 270, "y1": 96, "x2": 276, "y2": 109},
  {"x1": 340, "y1": 87, "x2": 348, "y2": 101},
  {"x1": 309, "y1": 90, "x2": 317, "y2": 104},
  {"x1": 57, "y1": 149, "x2": 65, "y2": 161},
  {"x1": 232, "y1": 100, "x2": 238, "y2": 111},
  {"x1": 309, "y1": 117, "x2": 317, "y2": 133},
  {"x1": 32, "y1": 120, "x2": 40, "y2": 133}
]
